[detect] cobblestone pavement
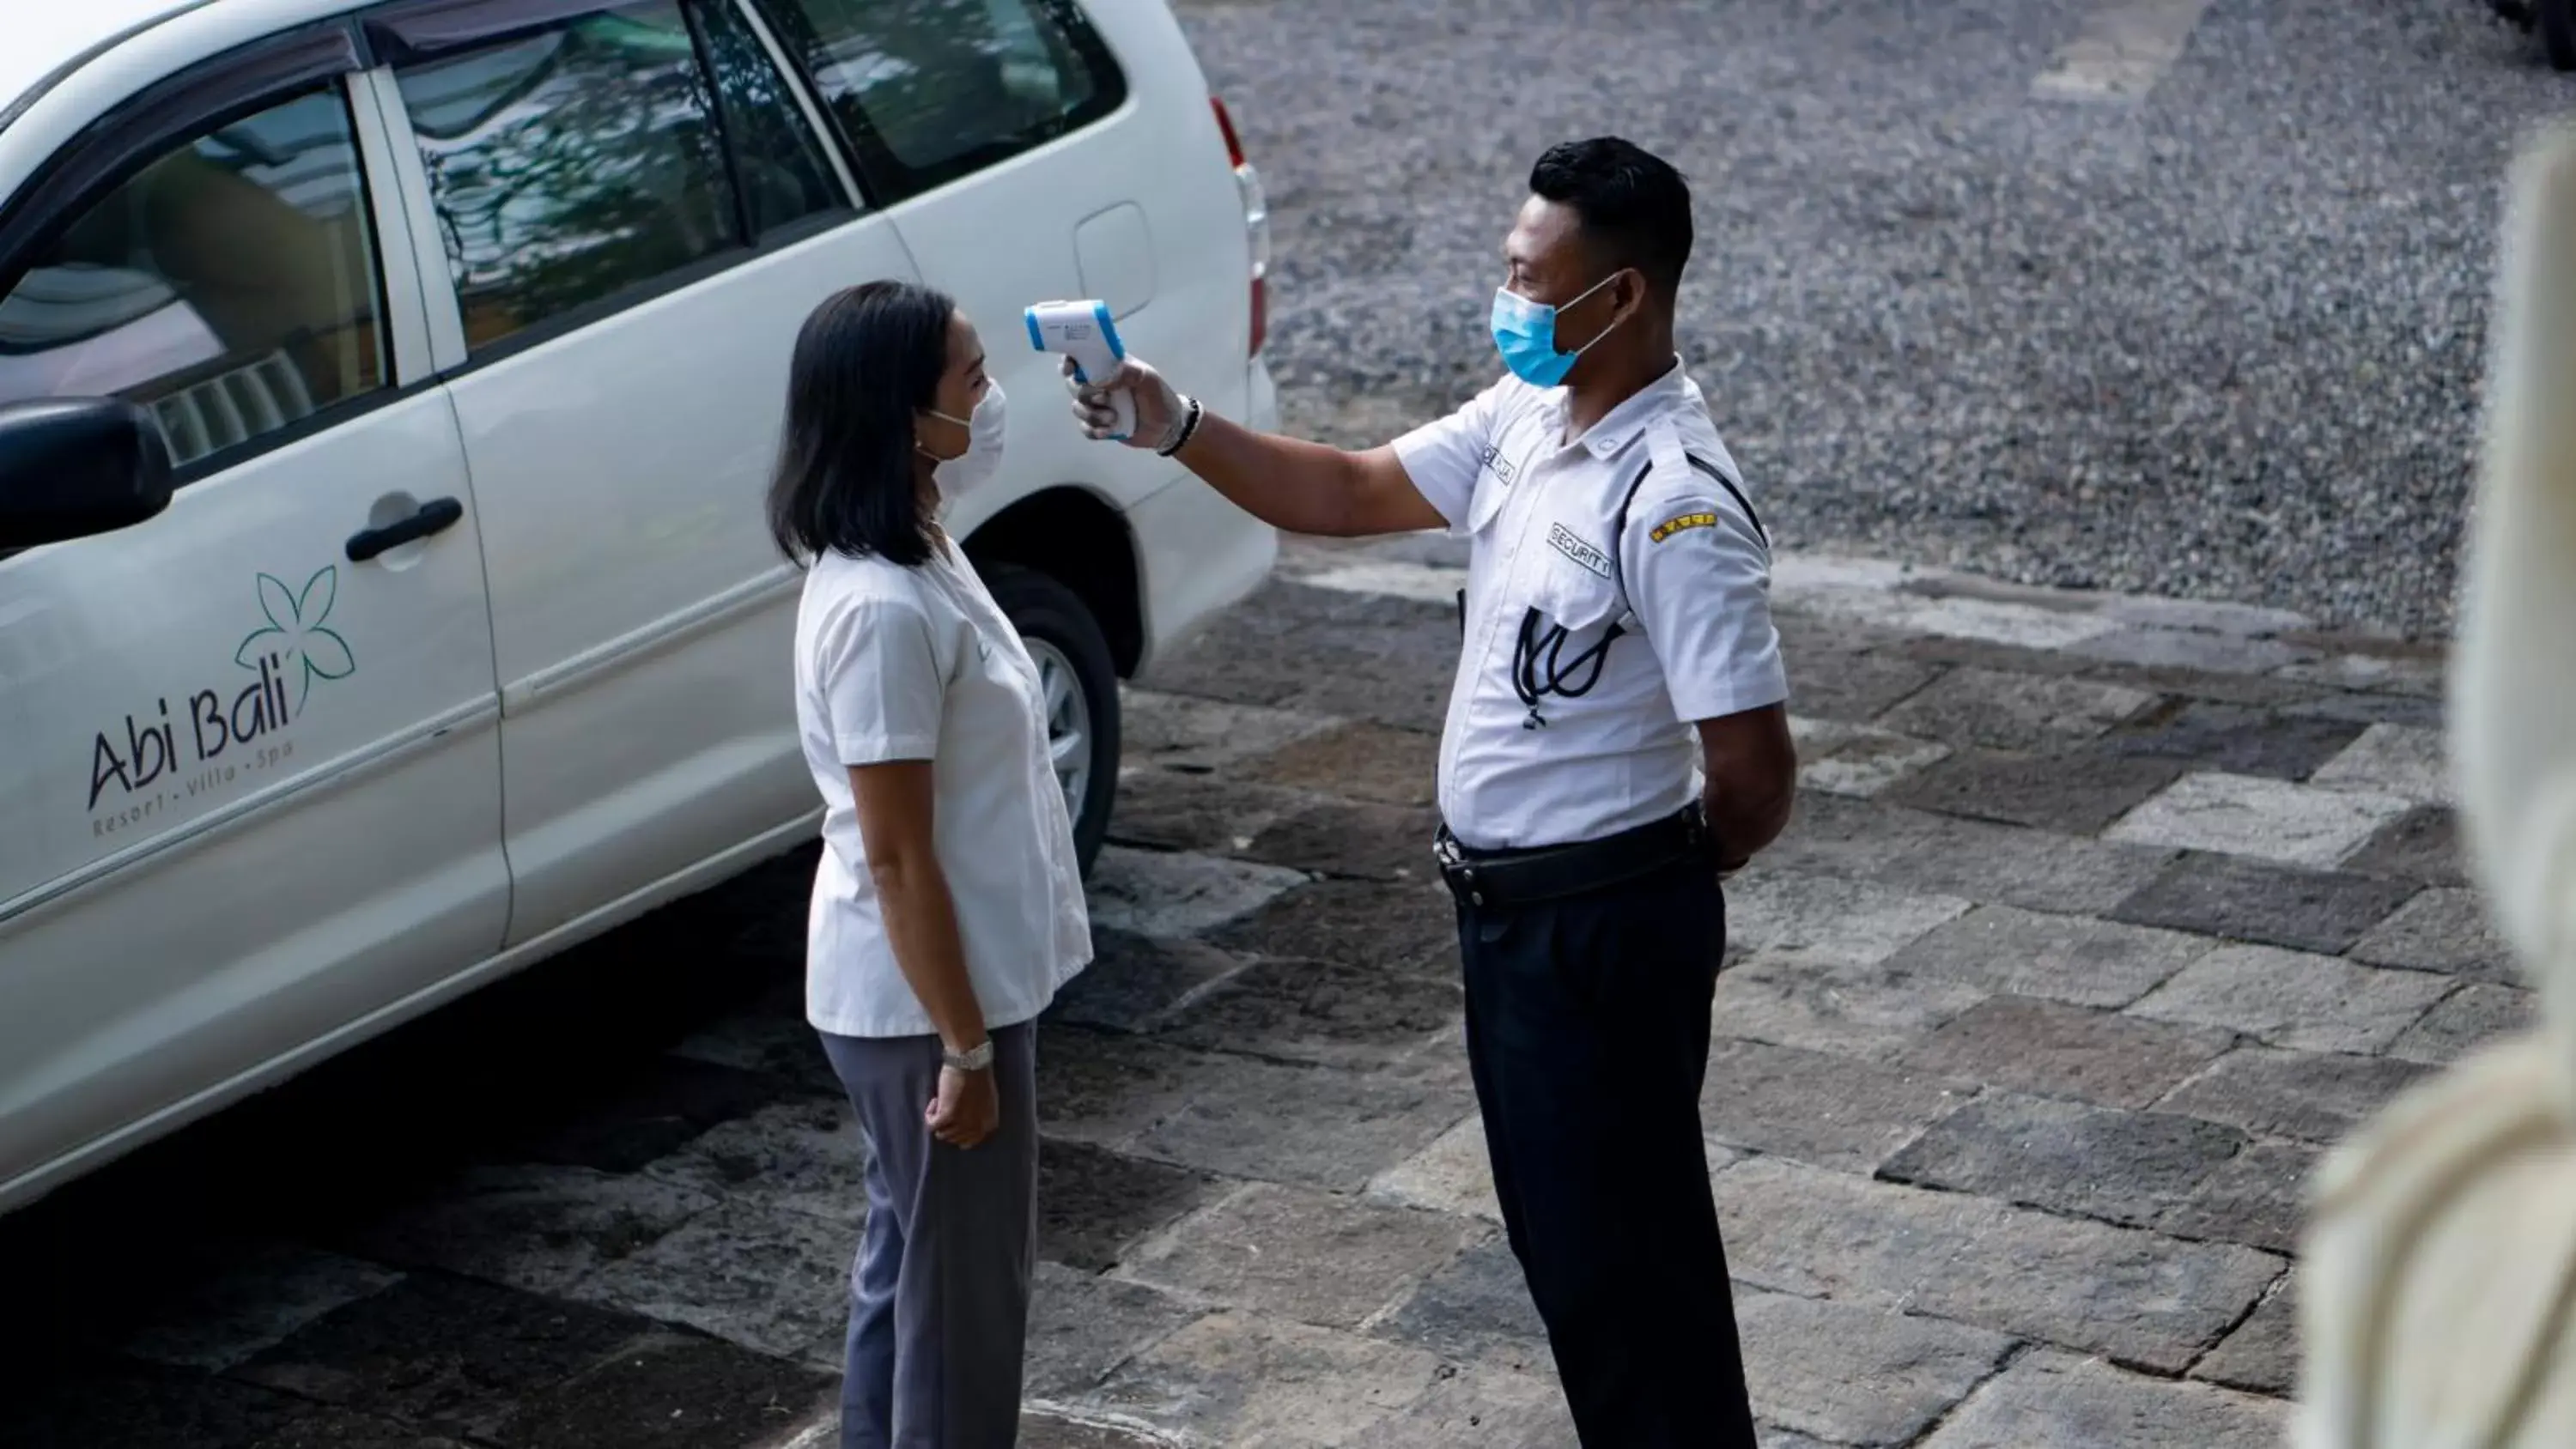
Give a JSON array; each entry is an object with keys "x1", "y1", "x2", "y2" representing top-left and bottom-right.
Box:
[{"x1": 0, "y1": 530, "x2": 2501, "y2": 1447}]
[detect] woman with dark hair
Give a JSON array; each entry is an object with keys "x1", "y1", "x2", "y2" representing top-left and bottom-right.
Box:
[{"x1": 772, "y1": 279, "x2": 1090, "y2": 1449}]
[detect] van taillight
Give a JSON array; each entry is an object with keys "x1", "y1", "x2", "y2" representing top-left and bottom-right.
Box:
[{"x1": 1211, "y1": 95, "x2": 1268, "y2": 359}]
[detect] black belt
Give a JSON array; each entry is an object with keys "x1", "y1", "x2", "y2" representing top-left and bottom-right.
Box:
[{"x1": 1434, "y1": 805, "x2": 1710, "y2": 910}]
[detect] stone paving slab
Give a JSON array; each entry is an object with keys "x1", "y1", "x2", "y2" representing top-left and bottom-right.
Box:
[
  {"x1": 2311, "y1": 723, "x2": 2452, "y2": 803},
  {"x1": 234, "y1": 1274, "x2": 683, "y2": 1440},
  {"x1": 1880, "y1": 1093, "x2": 2249, "y2": 1232},
  {"x1": 2343, "y1": 803, "x2": 2469, "y2": 887},
  {"x1": 1114, "y1": 1181, "x2": 1475, "y2": 1331},
  {"x1": 1203, "y1": 876, "x2": 1461, "y2": 979},
  {"x1": 640, "y1": 1096, "x2": 864, "y2": 1228},
  {"x1": 1887, "y1": 747, "x2": 2188, "y2": 835},
  {"x1": 1714, "y1": 955, "x2": 1992, "y2": 1058},
  {"x1": 2350, "y1": 886, "x2": 2517, "y2": 979},
  {"x1": 485, "y1": 1330, "x2": 835, "y2": 1449},
  {"x1": 1896, "y1": 995, "x2": 2237, "y2": 1110},
  {"x1": 116, "y1": 1243, "x2": 404, "y2": 1374},
  {"x1": 1877, "y1": 904, "x2": 2215, "y2": 1009},
  {"x1": 1918, "y1": 1349, "x2": 2288, "y2": 1448},
  {"x1": 2108, "y1": 771, "x2": 2415, "y2": 870},
  {"x1": 565, "y1": 1195, "x2": 853, "y2": 1361},
  {"x1": 2154, "y1": 1143, "x2": 2322, "y2": 1256},
  {"x1": 1024, "y1": 1263, "x2": 1206, "y2": 1403},
  {"x1": 1760, "y1": 792, "x2": 2179, "y2": 916},
  {"x1": 1238, "y1": 720, "x2": 1440, "y2": 808},
  {"x1": 1364, "y1": 1237, "x2": 1552, "y2": 1377},
  {"x1": 1361, "y1": 1115, "x2": 1501, "y2": 1224},
  {"x1": 2110, "y1": 850, "x2": 2423, "y2": 955},
  {"x1": 1151, "y1": 953, "x2": 1461, "y2": 1070},
  {"x1": 1361, "y1": 1362, "x2": 1577, "y2": 1449},
  {"x1": 14, "y1": 542, "x2": 2529, "y2": 1448},
  {"x1": 1789, "y1": 715, "x2": 1953, "y2": 798},
  {"x1": 1736, "y1": 1289, "x2": 2016, "y2": 1446},
  {"x1": 2099, "y1": 699, "x2": 2369, "y2": 780},
  {"x1": 1723, "y1": 873, "x2": 1975, "y2": 970},
  {"x1": 329, "y1": 1164, "x2": 720, "y2": 1299},
  {"x1": 2128, "y1": 943, "x2": 2457, "y2": 1054},
  {"x1": 1701, "y1": 1037, "x2": 1978, "y2": 1173},
  {"x1": 1717, "y1": 1157, "x2": 2284, "y2": 1374},
  {"x1": 2191, "y1": 1277, "x2": 2301, "y2": 1397},
  {"x1": 1037, "y1": 1139, "x2": 1228, "y2": 1276},
  {"x1": 0, "y1": 1361, "x2": 479, "y2": 1449},
  {"x1": 1080, "y1": 1311, "x2": 1444, "y2": 1447},
  {"x1": 1873, "y1": 667, "x2": 2158, "y2": 751},
  {"x1": 1084, "y1": 846, "x2": 1310, "y2": 941},
  {"x1": 2389, "y1": 982, "x2": 2540, "y2": 1066},
  {"x1": 2154, "y1": 1047, "x2": 2435, "y2": 1145}
]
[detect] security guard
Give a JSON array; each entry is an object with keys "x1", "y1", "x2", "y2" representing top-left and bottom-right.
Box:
[{"x1": 1065, "y1": 136, "x2": 1795, "y2": 1448}]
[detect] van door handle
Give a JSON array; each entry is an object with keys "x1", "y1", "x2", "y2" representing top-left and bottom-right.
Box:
[{"x1": 346, "y1": 497, "x2": 464, "y2": 562}]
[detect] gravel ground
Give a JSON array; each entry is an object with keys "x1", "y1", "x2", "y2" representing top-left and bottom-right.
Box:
[{"x1": 1176, "y1": 0, "x2": 2576, "y2": 637}]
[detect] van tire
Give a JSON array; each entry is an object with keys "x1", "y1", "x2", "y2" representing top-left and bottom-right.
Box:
[{"x1": 985, "y1": 563, "x2": 1121, "y2": 877}]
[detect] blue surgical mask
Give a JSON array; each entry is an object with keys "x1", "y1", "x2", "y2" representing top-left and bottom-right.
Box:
[{"x1": 1490, "y1": 272, "x2": 1624, "y2": 386}]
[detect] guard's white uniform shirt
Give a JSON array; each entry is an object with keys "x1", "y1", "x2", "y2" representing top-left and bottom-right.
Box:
[
  {"x1": 793, "y1": 542, "x2": 1091, "y2": 1039},
  {"x1": 1393, "y1": 357, "x2": 1788, "y2": 852}
]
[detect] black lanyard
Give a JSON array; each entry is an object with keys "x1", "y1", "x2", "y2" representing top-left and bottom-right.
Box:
[
  {"x1": 1510, "y1": 607, "x2": 1624, "y2": 730},
  {"x1": 1484, "y1": 451, "x2": 1761, "y2": 731}
]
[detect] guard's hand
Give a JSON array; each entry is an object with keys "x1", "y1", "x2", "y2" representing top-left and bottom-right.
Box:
[
  {"x1": 926, "y1": 1064, "x2": 999, "y2": 1149},
  {"x1": 1062, "y1": 355, "x2": 1183, "y2": 452}
]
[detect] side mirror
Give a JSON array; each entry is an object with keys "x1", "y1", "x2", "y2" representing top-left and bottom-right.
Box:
[{"x1": 0, "y1": 397, "x2": 176, "y2": 550}]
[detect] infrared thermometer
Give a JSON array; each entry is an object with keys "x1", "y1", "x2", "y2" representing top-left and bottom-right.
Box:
[{"x1": 1026, "y1": 300, "x2": 1134, "y2": 441}]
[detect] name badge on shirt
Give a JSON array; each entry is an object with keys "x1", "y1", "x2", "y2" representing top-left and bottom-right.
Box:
[{"x1": 1546, "y1": 524, "x2": 1613, "y2": 579}]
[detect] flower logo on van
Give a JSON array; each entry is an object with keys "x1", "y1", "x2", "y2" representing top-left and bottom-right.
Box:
[{"x1": 234, "y1": 566, "x2": 355, "y2": 711}]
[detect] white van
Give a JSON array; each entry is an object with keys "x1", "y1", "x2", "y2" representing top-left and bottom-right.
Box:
[{"x1": 0, "y1": 0, "x2": 1278, "y2": 1213}]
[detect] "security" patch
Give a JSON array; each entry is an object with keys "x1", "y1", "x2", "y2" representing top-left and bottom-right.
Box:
[{"x1": 1649, "y1": 511, "x2": 1718, "y2": 543}]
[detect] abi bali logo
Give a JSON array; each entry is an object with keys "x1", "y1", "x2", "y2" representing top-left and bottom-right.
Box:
[{"x1": 88, "y1": 567, "x2": 356, "y2": 825}]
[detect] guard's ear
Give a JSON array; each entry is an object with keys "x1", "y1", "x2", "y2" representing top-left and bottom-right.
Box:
[{"x1": 1613, "y1": 266, "x2": 1656, "y2": 326}]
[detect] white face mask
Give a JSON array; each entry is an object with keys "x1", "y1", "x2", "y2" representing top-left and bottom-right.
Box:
[{"x1": 921, "y1": 380, "x2": 1006, "y2": 501}]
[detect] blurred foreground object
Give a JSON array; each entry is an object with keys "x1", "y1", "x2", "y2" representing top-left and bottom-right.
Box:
[
  {"x1": 2299, "y1": 120, "x2": 2576, "y2": 1447},
  {"x1": 2490, "y1": 0, "x2": 2576, "y2": 70}
]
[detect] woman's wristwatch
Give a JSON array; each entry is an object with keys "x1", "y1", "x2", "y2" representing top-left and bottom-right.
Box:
[{"x1": 943, "y1": 1039, "x2": 993, "y2": 1072}]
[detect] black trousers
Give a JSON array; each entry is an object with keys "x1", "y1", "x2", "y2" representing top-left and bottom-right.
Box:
[{"x1": 1455, "y1": 851, "x2": 1759, "y2": 1448}]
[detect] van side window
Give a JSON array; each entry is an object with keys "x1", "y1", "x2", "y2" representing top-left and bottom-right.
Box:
[
  {"x1": 394, "y1": 2, "x2": 739, "y2": 354},
  {"x1": 759, "y1": 0, "x2": 1127, "y2": 197},
  {"x1": 0, "y1": 88, "x2": 386, "y2": 471},
  {"x1": 694, "y1": 0, "x2": 847, "y2": 238},
  {"x1": 392, "y1": 0, "x2": 845, "y2": 357}
]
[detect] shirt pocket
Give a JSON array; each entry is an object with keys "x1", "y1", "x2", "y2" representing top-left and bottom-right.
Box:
[{"x1": 1513, "y1": 516, "x2": 1630, "y2": 637}]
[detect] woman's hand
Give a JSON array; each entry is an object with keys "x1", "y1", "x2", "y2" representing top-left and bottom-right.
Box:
[{"x1": 927, "y1": 1063, "x2": 1000, "y2": 1148}]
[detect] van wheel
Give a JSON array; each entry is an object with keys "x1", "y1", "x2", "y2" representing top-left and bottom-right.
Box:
[
  {"x1": 985, "y1": 564, "x2": 1120, "y2": 877},
  {"x1": 2547, "y1": 0, "x2": 2576, "y2": 69}
]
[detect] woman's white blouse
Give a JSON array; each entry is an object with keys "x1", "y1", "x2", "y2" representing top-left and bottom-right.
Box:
[{"x1": 793, "y1": 543, "x2": 1091, "y2": 1039}]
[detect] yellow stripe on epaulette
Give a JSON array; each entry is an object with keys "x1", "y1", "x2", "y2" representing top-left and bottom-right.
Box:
[{"x1": 1649, "y1": 512, "x2": 1718, "y2": 543}]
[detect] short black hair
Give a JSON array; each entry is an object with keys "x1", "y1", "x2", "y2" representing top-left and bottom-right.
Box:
[
  {"x1": 1528, "y1": 136, "x2": 1693, "y2": 295},
  {"x1": 768, "y1": 280, "x2": 953, "y2": 567}
]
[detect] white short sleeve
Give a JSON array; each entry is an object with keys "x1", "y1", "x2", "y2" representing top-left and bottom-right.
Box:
[
  {"x1": 811, "y1": 594, "x2": 947, "y2": 765},
  {"x1": 1619, "y1": 456, "x2": 1789, "y2": 722},
  {"x1": 1389, "y1": 378, "x2": 1510, "y2": 530}
]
